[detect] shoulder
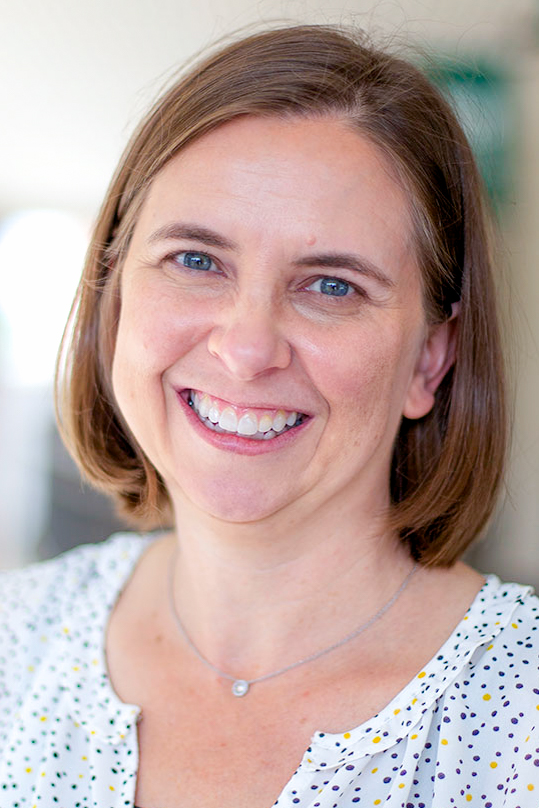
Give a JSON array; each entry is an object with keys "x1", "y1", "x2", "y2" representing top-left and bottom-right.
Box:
[
  {"x1": 442, "y1": 575, "x2": 539, "y2": 717},
  {"x1": 0, "y1": 533, "x2": 152, "y2": 708},
  {"x1": 0, "y1": 532, "x2": 151, "y2": 626}
]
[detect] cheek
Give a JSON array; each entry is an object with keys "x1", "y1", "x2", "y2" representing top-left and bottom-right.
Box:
[{"x1": 305, "y1": 323, "x2": 420, "y2": 429}]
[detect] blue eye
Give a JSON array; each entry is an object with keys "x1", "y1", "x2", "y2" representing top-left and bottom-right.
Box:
[
  {"x1": 310, "y1": 277, "x2": 351, "y2": 297},
  {"x1": 179, "y1": 251, "x2": 214, "y2": 271}
]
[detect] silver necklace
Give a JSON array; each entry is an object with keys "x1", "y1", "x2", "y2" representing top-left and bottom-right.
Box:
[{"x1": 169, "y1": 558, "x2": 417, "y2": 697}]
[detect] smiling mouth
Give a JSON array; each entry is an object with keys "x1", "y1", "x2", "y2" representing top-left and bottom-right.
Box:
[{"x1": 186, "y1": 390, "x2": 307, "y2": 441}]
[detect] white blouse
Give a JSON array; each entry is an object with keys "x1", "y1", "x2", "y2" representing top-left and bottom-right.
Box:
[{"x1": 0, "y1": 534, "x2": 538, "y2": 807}]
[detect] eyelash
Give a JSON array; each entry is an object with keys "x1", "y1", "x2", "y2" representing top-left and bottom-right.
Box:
[{"x1": 164, "y1": 250, "x2": 366, "y2": 300}]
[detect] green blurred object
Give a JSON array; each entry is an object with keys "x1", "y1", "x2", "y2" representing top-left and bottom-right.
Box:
[{"x1": 425, "y1": 58, "x2": 513, "y2": 210}]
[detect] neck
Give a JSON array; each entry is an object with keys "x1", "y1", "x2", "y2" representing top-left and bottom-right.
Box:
[{"x1": 166, "y1": 490, "x2": 415, "y2": 678}]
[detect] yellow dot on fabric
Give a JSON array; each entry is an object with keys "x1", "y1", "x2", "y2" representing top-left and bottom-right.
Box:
[
  {"x1": 490, "y1": 762, "x2": 497, "y2": 768},
  {"x1": 495, "y1": 621, "x2": 500, "y2": 626},
  {"x1": 411, "y1": 734, "x2": 418, "y2": 740},
  {"x1": 417, "y1": 671, "x2": 426, "y2": 679},
  {"x1": 512, "y1": 622, "x2": 518, "y2": 628},
  {"x1": 483, "y1": 694, "x2": 491, "y2": 701},
  {"x1": 109, "y1": 786, "x2": 115, "y2": 792},
  {"x1": 371, "y1": 767, "x2": 378, "y2": 774},
  {"x1": 487, "y1": 644, "x2": 493, "y2": 650},
  {"x1": 466, "y1": 795, "x2": 472, "y2": 802},
  {"x1": 307, "y1": 758, "x2": 312, "y2": 764},
  {"x1": 463, "y1": 615, "x2": 469, "y2": 621},
  {"x1": 374, "y1": 801, "x2": 382, "y2": 806},
  {"x1": 343, "y1": 732, "x2": 351, "y2": 739},
  {"x1": 39, "y1": 716, "x2": 47, "y2": 722},
  {"x1": 79, "y1": 774, "x2": 84, "y2": 779},
  {"x1": 62, "y1": 627, "x2": 69, "y2": 634},
  {"x1": 372, "y1": 736, "x2": 381, "y2": 743},
  {"x1": 528, "y1": 784, "x2": 534, "y2": 791},
  {"x1": 72, "y1": 666, "x2": 80, "y2": 672},
  {"x1": 40, "y1": 772, "x2": 45, "y2": 778},
  {"x1": 40, "y1": 635, "x2": 47, "y2": 642},
  {"x1": 25, "y1": 767, "x2": 32, "y2": 773},
  {"x1": 82, "y1": 756, "x2": 87, "y2": 761},
  {"x1": 441, "y1": 739, "x2": 448, "y2": 745},
  {"x1": 412, "y1": 698, "x2": 418, "y2": 705},
  {"x1": 393, "y1": 708, "x2": 401, "y2": 715},
  {"x1": 526, "y1": 736, "x2": 531, "y2": 743},
  {"x1": 27, "y1": 665, "x2": 34, "y2": 672},
  {"x1": 92, "y1": 659, "x2": 98, "y2": 666},
  {"x1": 398, "y1": 783, "x2": 405, "y2": 789}
]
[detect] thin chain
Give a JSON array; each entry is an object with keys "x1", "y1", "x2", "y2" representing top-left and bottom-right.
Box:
[{"x1": 169, "y1": 555, "x2": 417, "y2": 692}]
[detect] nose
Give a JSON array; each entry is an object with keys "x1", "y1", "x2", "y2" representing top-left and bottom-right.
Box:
[{"x1": 207, "y1": 300, "x2": 292, "y2": 381}]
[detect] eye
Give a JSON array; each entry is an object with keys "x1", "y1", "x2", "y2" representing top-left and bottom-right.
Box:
[
  {"x1": 172, "y1": 251, "x2": 216, "y2": 271},
  {"x1": 308, "y1": 277, "x2": 352, "y2": 297}
]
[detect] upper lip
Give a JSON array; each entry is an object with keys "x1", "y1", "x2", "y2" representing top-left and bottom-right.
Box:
[{"x1": 179, "y1": 387, "x2": 312, "y2": 416}]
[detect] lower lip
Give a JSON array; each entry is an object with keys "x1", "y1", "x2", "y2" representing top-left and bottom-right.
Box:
[{"x1": 175, "y1": 391, "x2": 310, "y2": 456}]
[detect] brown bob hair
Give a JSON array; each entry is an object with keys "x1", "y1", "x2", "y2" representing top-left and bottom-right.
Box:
[{"x1": 56, "y1": 24, "x2": 507, "y2": 566}]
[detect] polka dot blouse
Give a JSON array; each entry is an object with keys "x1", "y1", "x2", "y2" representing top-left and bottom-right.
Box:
[{"x1": 0, "y1": 534, "x2": 538, "y2": 807}]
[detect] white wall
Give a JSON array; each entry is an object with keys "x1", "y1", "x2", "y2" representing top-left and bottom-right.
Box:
[{"x1": 0, "y1": 0, "x2": 537, "y2": 579}]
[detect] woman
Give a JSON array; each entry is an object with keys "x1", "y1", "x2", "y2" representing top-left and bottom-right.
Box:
[{"x1": 1, "y1": 24, "x2": 537, "y2": 808}]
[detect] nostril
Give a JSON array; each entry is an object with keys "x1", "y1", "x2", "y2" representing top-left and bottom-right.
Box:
[{"x1": 207, "y1": 318, "x2": 291, "y2": 378}]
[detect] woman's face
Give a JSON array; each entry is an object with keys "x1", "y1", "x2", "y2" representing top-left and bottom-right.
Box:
[{"x1": 112, "y1": 116, "x2": 450, "y2": 524}]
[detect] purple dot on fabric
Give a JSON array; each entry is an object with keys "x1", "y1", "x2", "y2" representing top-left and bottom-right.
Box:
[
  {"x1": 511, "y1": 718, "x2": 518, "y2": 724},
  {"x1": 332, "y1": 786, "x2": 339, "y2": 791},
  {"x1": 438, "y1": 773, "x2": 446, "y2": 779},
  {"x1": 534, "y1": 759, "x2": 539, "y2": 767},
  {"x1": 345, "y1": 765, "x2": 355, "y2": 771}
]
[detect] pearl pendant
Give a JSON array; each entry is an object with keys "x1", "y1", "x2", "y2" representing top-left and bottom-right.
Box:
[{"x1": 232, "y1": 679, "x2": 249, "y2": 697}]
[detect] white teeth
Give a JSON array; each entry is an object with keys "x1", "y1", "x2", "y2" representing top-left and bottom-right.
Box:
[
  {"x1": 189, "y1": 391, "x2": 303, "y2": 439},
  {"x1": 218, "y1": 407, "x2": 238, "y2": 432},
  {"x1": 272, "y1": 410, "x2": 287, "y2": 432},
  {"x1": 198, "y1": 394, "x2": 211, "y2": 418},
  {"x1": 258, "y1": 413, "x2": 274, "y2": 433},
  {"x1": 286, "y1": 411, "x2": 297, "y2": 427},
  {"x1": 237, "y1": 412, "x2": 259, "y2": 436}
]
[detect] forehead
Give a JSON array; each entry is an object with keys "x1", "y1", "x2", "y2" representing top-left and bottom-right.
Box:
[{"x1": 133, "y1": 115, "x2": 418, "y2": 282}]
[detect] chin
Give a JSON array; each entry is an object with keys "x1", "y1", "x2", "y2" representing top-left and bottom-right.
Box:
[{"x1": 172, "y1": 475, "x2": 296, "y2": 524}]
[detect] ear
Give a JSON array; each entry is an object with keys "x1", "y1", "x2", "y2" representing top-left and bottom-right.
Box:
[{"x1": 403, "y1": 303, "x2": 459, "y2": 420}]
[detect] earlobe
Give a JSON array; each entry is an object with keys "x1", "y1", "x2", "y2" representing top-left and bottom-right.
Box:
[{"x1": 403, "y1": 303, "x2": 459, "y2": 420}]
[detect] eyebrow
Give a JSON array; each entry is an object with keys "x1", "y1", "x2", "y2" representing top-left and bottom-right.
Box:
[
  {"x1": 148, "y1": 222, "x2": 239, "y2": 252},
  {"x1": 294, "y1": 253, "x2": 395, "y2": 289},
  {"x1": 148, "y1": 222, "x2": 395, "y2": 289}
]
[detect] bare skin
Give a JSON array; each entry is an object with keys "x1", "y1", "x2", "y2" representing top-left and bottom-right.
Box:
[
  {"x1": 106, "y1": 537, "x2": 484, "y2": 808},
  {"x1": 105, "y1": 115, "x2": 483, "y2": 807}
]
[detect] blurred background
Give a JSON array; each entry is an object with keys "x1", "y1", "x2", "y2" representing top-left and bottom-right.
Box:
[{"x1": 0, "y1": 0, "x2": 538, "y2": 586}]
